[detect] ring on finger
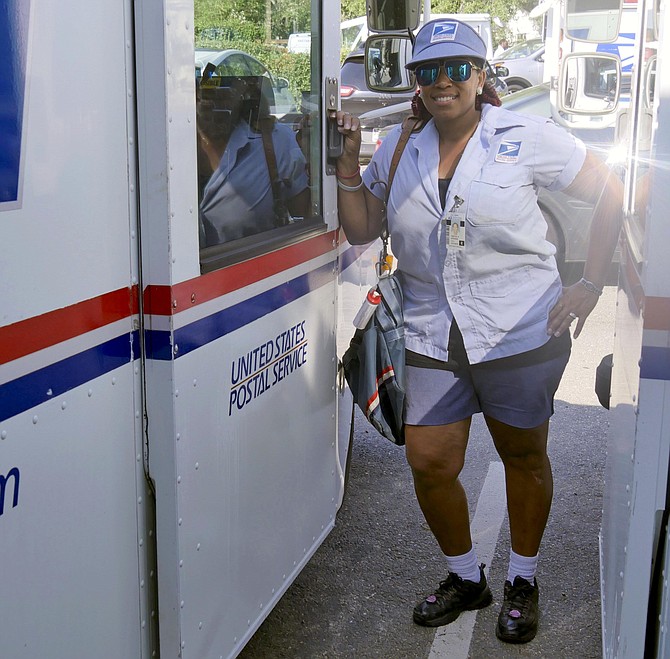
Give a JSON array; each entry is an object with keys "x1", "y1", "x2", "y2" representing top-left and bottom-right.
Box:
[{"x1": 568, "y1": 312, "x2": 578, "y2": 320}]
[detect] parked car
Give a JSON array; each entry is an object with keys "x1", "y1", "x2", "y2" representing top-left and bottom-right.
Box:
[
  {"x1": 367, "y1": 83, "x2": 617, "y2": 281},
  {"x1": 491, "y1": 38, "x2": 545, "y2": 93},
  {"x1": 195, "y1": 48, "x2": 297, "y2": 119}
]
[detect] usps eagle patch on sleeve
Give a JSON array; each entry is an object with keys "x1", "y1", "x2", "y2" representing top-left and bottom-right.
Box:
[
  {"x1": 495, "y1": 141, "x2": 522, "y2": 163},
  {"x1": 431, "y1": 21, "x2": 458, "y2": 42}
]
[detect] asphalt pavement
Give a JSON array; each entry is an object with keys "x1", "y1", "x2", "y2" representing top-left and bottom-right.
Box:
[{"x1": 240, "y1": 286, "x2": 616, "y2": 659}]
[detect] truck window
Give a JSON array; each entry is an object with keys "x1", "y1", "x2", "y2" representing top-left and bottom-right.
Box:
[{"x1": 194, "y1": 0, "x2": 323, "y2": 272}]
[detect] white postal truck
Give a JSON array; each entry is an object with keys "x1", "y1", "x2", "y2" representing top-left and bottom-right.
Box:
[{"x1": 0, "y1": 0, "x2": 376, "y2": 657}]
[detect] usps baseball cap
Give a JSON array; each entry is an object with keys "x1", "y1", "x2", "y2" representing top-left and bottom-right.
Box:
[{"x1": 406, "y1": 19, "x2": 488, "y2": 70}]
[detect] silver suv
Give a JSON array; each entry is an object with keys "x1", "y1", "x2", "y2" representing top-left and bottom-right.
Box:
[{"x1": 491, "y1": 39, "x2": 545, "y2": 93}]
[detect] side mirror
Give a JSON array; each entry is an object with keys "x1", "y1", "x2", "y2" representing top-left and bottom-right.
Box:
[
  {"x1": 366, "y1": 0, "x2": 420, "y2": 32},
  {"x1": 494, "y1": 65, "x2": 509, "y2": 77},
  {"x1": 558, "y1": 53, "x2": 620, "y2": 115},
  {"x1": 364, "y1": 35, "x2": 416, "y2": 93},
  {"x1": 565, "y1": 0, "x2": 622, "y2": 43},
  {"x1": 276, "y1": 77, "x2": 289, "y2": 90}
]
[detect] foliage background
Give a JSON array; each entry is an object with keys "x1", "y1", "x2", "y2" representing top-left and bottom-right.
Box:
[{"x1": 194, "y1": 0, "x2": 540, "y2": 96}]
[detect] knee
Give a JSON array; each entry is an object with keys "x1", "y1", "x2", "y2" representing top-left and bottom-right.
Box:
[
  {"x1": 406, "y1": 445, "x2": 465, "y2": 485},
  {"x1": 499, "y1": 447, "x2": 549, "y2": 480}
]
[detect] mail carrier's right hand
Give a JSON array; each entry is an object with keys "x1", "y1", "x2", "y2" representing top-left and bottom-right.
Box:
[{"x1": 332, "y1": 110, "x2": 362, "y2": 166}]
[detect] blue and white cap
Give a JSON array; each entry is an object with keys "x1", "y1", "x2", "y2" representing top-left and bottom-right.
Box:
[{"x1": 406, "y1": 19, "x2": 487, "y2": 70}]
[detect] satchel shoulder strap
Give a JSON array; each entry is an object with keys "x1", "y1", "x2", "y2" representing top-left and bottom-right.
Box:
[
  {"x1": 259, "y1": 117, "x2": 289, "y2": 227},
  {"x1": 380, "y1": 114, "x2": 425, "y2": 254},
  {"x1": 386, "y1": 114, "x2": 424, "y2": 204}
]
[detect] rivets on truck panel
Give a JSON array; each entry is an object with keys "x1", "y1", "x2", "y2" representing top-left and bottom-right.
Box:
[
  {"x1": 61, "y1": 401, "x2": 67, "y2": 410},
  {"x1": 32, "y1": 415, "x2": 38, "y2": 424},
  {"x1": 0, "y1": 430, "x2": 6, "y2": 440}
]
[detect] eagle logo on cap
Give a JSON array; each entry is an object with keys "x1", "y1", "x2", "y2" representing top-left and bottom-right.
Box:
[{"x1": 430, "y1": 21, "x2": 458, "y2": 43}]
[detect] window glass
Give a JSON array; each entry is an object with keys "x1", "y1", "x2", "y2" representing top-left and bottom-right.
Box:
[{"x1": 194, "y1": 0, "x2": 322, "y2": 271}]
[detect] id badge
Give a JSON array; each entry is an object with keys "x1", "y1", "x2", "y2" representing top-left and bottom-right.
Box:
[{"x1": 445, "y1": 210, "x2": 466, "y2": 250}]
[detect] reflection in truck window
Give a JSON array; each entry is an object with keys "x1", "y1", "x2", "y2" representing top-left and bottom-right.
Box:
[{"x1": 196, "y1": 73, "x2": 310, "y2": 246}]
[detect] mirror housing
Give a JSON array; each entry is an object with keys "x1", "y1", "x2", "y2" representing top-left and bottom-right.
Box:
[
  {"x1": 558, "y1": 53, "x2": 620, "y2": 116},
  {"x1": 366, "y1": 0, "x2": 420, "y2": 32},
  {"x1": 365, "y1": 35, "x2": 416, "y2": 93},
  {"x1": 565, "y1": 0, "x2": 623, "y2": 43}
]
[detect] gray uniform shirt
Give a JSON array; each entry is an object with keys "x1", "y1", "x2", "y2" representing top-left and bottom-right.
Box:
[{"x1": 363, "y1": 104, "x2": 587, "y2": 365}]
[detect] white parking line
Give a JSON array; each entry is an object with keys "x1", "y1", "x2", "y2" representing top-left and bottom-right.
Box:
[{"x1": 428, "y1": 462, "x2": 507, "y2": 659}]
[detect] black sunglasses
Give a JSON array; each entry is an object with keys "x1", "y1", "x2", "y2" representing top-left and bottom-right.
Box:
[{"x1": 414, "y1": 60, "x2": 481, "y2": 86}]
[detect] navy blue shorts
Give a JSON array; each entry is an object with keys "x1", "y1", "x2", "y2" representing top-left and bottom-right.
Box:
[{"x1": 404, "y1": 348, "x2": 570, "y2": 429}]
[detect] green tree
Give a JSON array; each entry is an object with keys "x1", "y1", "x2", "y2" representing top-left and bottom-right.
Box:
[
  {"x1": 341, "y1": 0, "x2": 366, "y2": 21},
  {"x1": 425, "y1": 0, "x2": 540, "y2": 45},
  {"x1": 195, "y1": 0, "x2": 311, "y2": 42}
]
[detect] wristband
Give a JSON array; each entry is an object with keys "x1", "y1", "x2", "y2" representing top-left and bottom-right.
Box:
[
  {"x1": 579, "y1": 277, "x2": 603, "y2": 296},
  {"x1": 336, "y1": 165, "x2": 361, "y2": 179},
  {"x1": 337, "y1": 179, "x2": 364, "y2": 192}
]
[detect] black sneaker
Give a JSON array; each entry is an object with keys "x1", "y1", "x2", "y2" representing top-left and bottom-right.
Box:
[
  {"x1": 496, "y1": 576, "x2": 540, "y2": 643},
  {"x1": 413, "y1": 564, "x2": 493, "y2": 627}
]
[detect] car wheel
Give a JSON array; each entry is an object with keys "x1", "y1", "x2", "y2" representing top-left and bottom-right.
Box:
[
  {"x1": 506, "y1": 80, "x2": 530, "y2": 93},
  {"x1": 542, "y1": 207, "x2": 567, "y2": 277}
]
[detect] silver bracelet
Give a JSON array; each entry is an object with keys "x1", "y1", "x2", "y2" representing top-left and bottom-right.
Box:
[
  {"x1": 337, "y1": 178, "x2": 364, "y2": 192},
  {"x1": 579, "y1": 277, "x2": 603, "y2": 296}
]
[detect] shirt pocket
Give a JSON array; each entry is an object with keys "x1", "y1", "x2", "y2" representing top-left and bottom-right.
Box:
[
  {"x1": 469, "y1": 266, "x2": 543, "y2": 336},
  {"x1": 466, "y1": 165, "x2": 534, "y2": 226}
]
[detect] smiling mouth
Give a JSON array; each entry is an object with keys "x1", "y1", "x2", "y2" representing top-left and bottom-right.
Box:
[{"x1": 433, "y1": 94, "x2": 458, "y2": 103}]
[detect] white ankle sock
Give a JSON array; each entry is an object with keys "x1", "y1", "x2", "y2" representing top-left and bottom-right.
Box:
[
  {"x1": 446, "y1": 548, "x2": 481, "y2": 583},
  {"x1": 507, "y1": 549, "x2": 538, "y2": 583}
]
